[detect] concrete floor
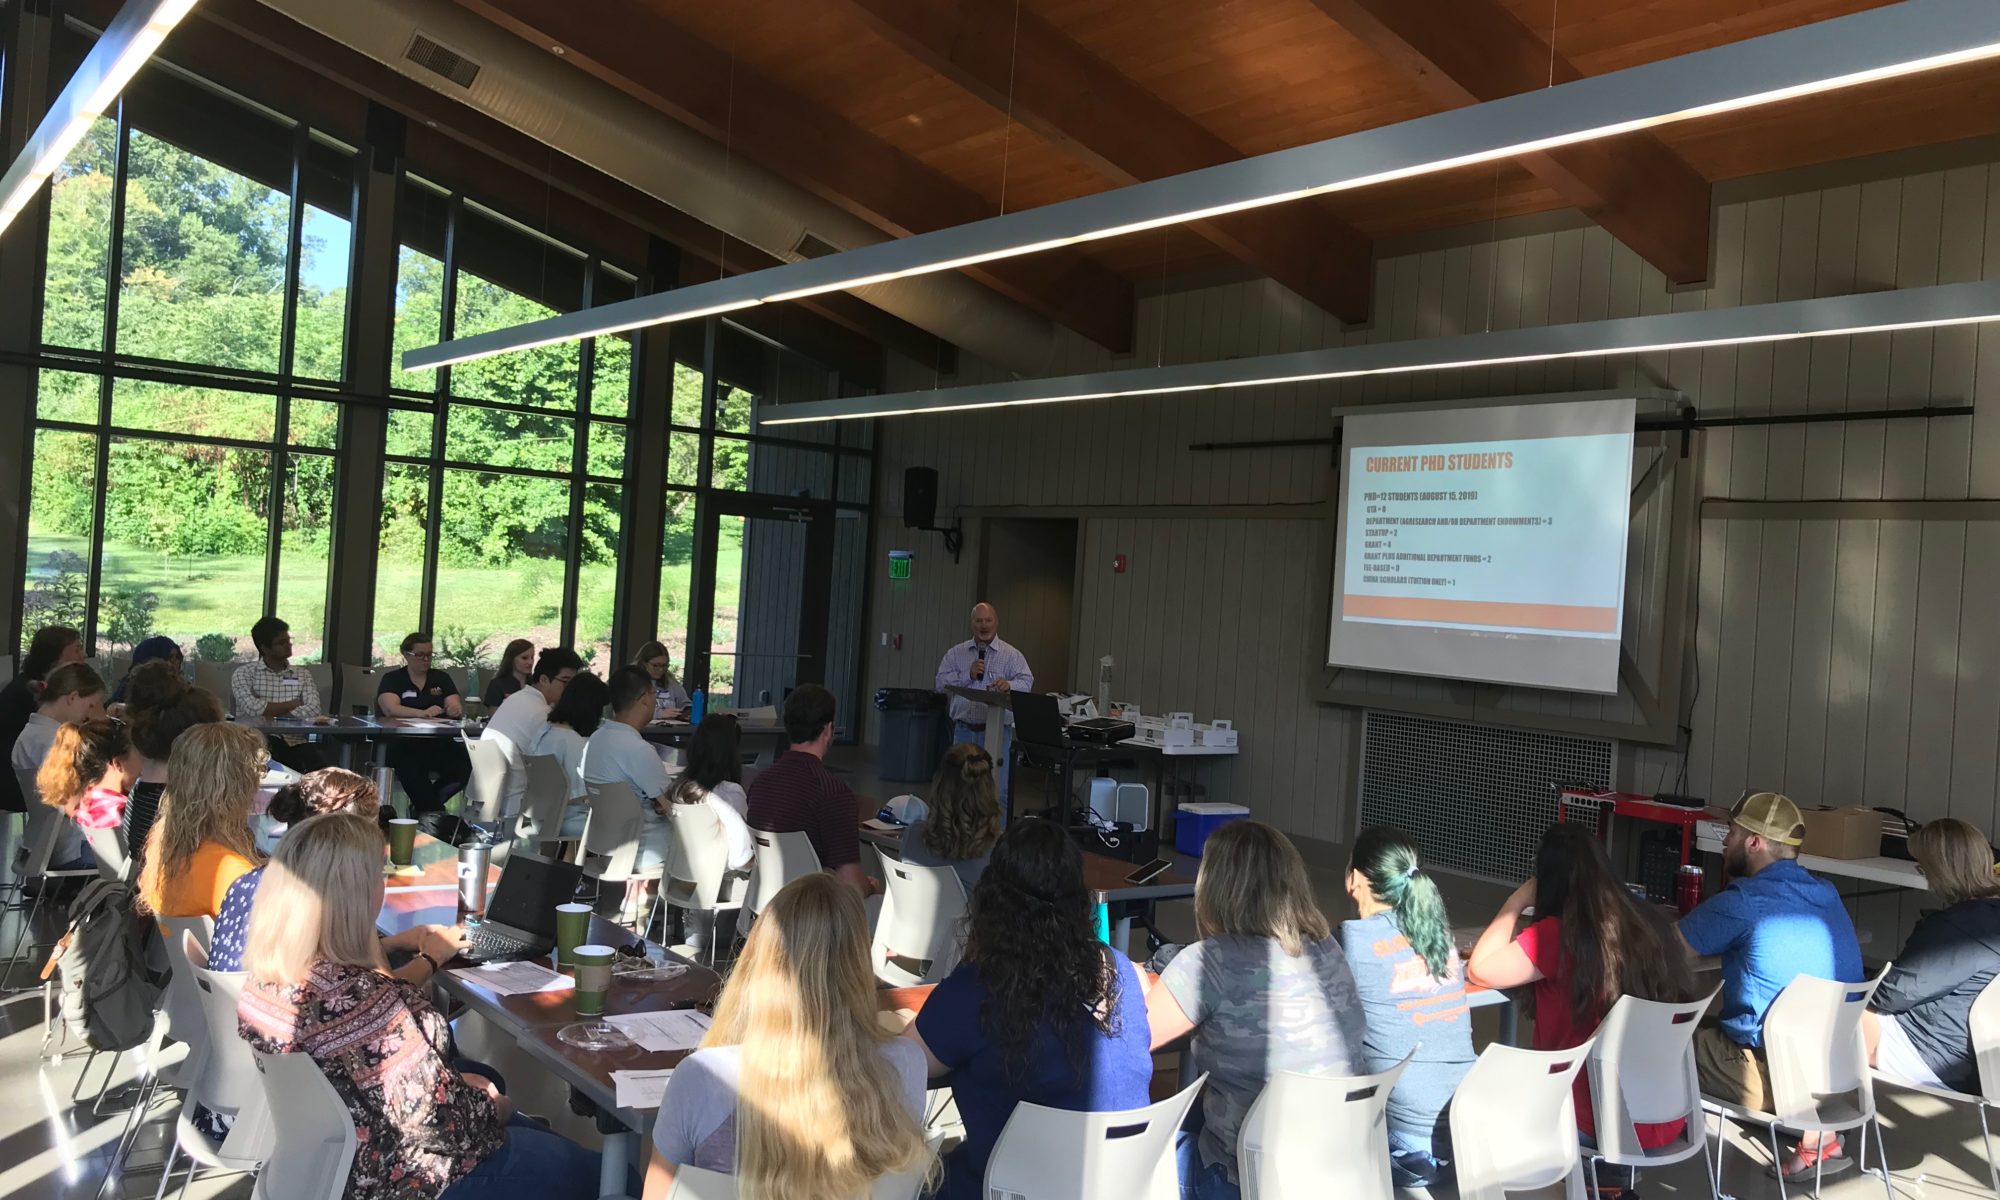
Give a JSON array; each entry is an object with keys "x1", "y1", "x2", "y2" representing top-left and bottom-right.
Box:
[{"x1": 0, "y1": 752, "x2": 1990, "y2": 1199}]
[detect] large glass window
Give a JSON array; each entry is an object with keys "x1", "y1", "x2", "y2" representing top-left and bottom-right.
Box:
[
  {"x1": 382, "y1": 189, "x2": 629, "y2": 667},
  {"x1": 13, "y1": 33, "x2": 878, "y2": 737},
  {"x1": 20, "y1": 61, "x2": 354, "y2": 663}
]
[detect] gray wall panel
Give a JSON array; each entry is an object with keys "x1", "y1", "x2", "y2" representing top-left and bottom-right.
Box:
[{"x1": 855, "y1": 160, "x2": 2000, "y2": 857}]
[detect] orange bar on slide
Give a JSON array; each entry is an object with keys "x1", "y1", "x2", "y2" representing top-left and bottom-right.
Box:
[{"x1": 1344, "y1": 594, "x2": 1618, "y2": 633}]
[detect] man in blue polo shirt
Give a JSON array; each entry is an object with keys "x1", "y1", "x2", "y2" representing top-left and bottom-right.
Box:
[{"x1": 1679, "y1": 791, "x2": 1863, "y2": 1180}]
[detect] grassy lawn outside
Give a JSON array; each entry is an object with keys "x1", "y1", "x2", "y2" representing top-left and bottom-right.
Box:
[{"x1": 25, "y1": 519, "x2": 740, "y2": 669}]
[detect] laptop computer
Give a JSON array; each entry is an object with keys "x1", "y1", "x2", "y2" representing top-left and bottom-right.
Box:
[
  {"x1": 1009, "y1": 690, "x2": 1069, "y2": 749},
  {"x1": 456, "y1": 851, "x2": 585, "y2": 965}
]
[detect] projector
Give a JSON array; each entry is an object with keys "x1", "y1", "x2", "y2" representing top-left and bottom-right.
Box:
[{"x1": 1067, "y1": 717, "x2": 1134, "y2": 745}]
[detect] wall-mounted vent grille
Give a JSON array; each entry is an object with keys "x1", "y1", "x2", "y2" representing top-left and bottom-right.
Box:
[
  {"x1": 405, "y1": 33, "x2": 482, "y2": 90},
  {"x1": 1359, "y1": 711, "x2": 1613, "y2": 884},
  {"x1": 790, "y1": 232, "x2": 841, "y2": 261}
]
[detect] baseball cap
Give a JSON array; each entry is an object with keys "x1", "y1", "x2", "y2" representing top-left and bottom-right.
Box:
[{"x1": 1731, "y1": 791, "x2": 1805, "y2": 846}]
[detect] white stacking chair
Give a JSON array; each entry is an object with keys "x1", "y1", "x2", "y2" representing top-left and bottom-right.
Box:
[
  {"x1": 984, "y1": 1074, "x2": 1204, "y2": 1200},
  {"x1": 1236, "y1": 1053, "x2": 1411, "y2": 1200},
  {"x1": 1703, "y1": 965, "x2": 1894, "y2": 1200},
  {"x1": 303, "y1": 662, "x2": 334, "y2": 710},
  {"x1": 662, "y1": 801, "x2": 746, "y2": 962},
  {"x1": 194, "y1": 661, "x2": 236, "y2": 714},
  {"x1": 156, "y1": 932, "x2": 271, "y2": 1197},
  {"x1": 745, "y1": 829, "x2": 820, "y2": 923},
  {"x1": 870, "y1": 859, "x2": 967, "y2": 987},
  {"x1": 156, "y1": 916, "x2": 214, "y2": 1088},
  {"x1": 252, "y1": 1050, "x2": 356, "y2": 1200},
  {"x1": 667, "y1": 1165, "x2": 738, "y2": 1198},
  {"x1": 335, "y1": 663, "x2": 378, "y2": 718},
  {"x1": 1871, "y1": 973, "x2": 2000, "y2": 1196},
  {"x1": 82, "y1": 824, "x2": 129, "y2": 882},
  {"x1": 461, "y1": 736, "x2": 513, "y2": 827},
  {"x1": 1586, "y1": 990, "x2": 1721, "y2": 1200},
  {"x1": 516, "y1": 753, "x2": 577, "y2": 852},
  {"x1": 1450, "y1": 1040, "x2": 1595, "y2": 1200},
  {"x1": 4, "y1": 768, "x2": 98, "y2": 988},
  {"x1": 581, "y1": 780, "x2": 646, "y2": 884},
  {"x1": 665, "y1": 1133, "x2": 941, "y2": 1199}
]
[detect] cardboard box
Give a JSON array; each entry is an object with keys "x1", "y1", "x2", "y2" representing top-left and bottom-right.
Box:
[{"x1": 1801, "y1": 807, "x2": 1880, "y2": 859}]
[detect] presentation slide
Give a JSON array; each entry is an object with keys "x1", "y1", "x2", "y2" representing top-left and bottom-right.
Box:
[{"x1": 1327, "y1": 397, "x2": 1635, "y2": 694}]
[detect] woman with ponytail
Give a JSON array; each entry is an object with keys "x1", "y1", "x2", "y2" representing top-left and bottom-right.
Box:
[
  {"x1": 1339, "y1": 827, "x2": 1476, "y2": 1187},
  {"x1": 1148, "y1": 819, "x2": 1367, "y2": 1200},
  {"x1": 37, "y1": 718, "x2": 141, "y2": 831},
  {"x1": 1469, "y1": 823, "x2": 1700, "y2": 1165}
]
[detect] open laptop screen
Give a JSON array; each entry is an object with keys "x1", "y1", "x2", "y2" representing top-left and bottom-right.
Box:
[{"x1": 481, "y1": 851, "x2": 583, "y2": 937}]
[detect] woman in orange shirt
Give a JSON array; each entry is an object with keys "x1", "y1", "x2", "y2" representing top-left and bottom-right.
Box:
[{"x1": 137, "y1": 721, "x2": 268, "y2": 919}]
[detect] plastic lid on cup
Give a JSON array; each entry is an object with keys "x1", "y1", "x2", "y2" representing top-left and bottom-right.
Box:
[
  {"x1": 555, "y1": 902, "x2": 592, "y2": 912},
  {"x1": 572, "y1": 943, "x2": 615, "y2": 961}
]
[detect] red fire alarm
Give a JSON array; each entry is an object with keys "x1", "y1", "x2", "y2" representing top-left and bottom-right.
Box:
[{"x1": 1112, "y1": 554, "x2": 1127, "y2": 573}]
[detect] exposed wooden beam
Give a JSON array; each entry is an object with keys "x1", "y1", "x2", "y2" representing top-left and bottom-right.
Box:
[
  {"x1": 840, "y1": 0, "x2": 1374, "y2": 325},
  {"x1": 180, "y1": 0, "x2": 942, "y2": 379},
  {"x1": 1306, "y1": 0, "x2": 1713, "y2": 285},
  {"x1": 454, "y1": 0, "x2": 1132, "y2": 354}
]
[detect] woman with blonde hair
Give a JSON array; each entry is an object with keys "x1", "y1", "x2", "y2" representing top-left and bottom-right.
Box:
[
  {"x1": 1867, "y1": 817, "x2": 2000, "y2": 1092},
  {"x1": 900, "y1": 742, "x2": 1001, "y2": 890},
  {"x1": 1148, "y1": 819, "x2": 1368, "y2": 1200},
  {"x1": 238, "y1": 813, "x2": 599, "y2": 1199},
  {"x1": 136, "y1": 721, "x2": 267, "y2": 919},
  {"x1": 37, "y1": 717, "x2": 141, "y2": 832},
  {"x1": 644, "y1": 873, "x2": 930, "y2": 1199}
]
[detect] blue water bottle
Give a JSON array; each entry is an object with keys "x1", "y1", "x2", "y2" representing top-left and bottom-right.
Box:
[{"x1": 690, "y1": 688, "x2": 705, "y2": 726}]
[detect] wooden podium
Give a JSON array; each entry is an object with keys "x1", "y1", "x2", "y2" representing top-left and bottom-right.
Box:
[{"x1": 942, "y1": 683, "x2": 1011, "y2": 759}]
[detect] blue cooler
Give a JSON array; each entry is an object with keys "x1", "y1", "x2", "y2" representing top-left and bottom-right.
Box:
[{"x1": 1174, "y1": 802, "x2": 1250, "y2": 857}]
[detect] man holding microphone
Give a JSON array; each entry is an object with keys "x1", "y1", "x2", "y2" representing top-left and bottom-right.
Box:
[{"x1": 935, "y1": 602, "x2": 1033, "y2": 799}]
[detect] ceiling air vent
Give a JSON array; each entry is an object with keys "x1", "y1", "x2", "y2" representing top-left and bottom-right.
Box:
[
  {"x1": 404, "y1": 32, "x2": 482, "y2": 90},
  {"x1": 790, "y1": 231, "x2": 841, "y2": 261}
]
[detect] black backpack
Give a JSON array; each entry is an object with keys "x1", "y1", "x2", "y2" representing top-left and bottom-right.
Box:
[{"x1": 41, "y1": 879, "x2": 165, "y2": 1054}]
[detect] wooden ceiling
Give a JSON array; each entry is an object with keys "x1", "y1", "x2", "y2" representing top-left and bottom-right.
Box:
[{"x1": 445, "y1": 0, "x2": 1993, "y2": 344}]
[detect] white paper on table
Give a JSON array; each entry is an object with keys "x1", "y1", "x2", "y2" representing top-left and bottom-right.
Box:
[
  {"x1": 612, "y1": 1068, "x2": 676, "y2": 1110},
  {"x1": 449, "y1": 960, "x2": 574, "y2": 996},
  {"x1": 603, "y1": 1009, "x2": 712, "y2": 1052}
]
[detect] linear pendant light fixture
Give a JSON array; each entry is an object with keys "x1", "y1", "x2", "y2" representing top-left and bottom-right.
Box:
[
  {"x1": 404, "y1": 0, "x2": 2000, "y2": 372},
  {"x1": 757, "y1": 280, "x2": 2000, "y2": 423},
  {"x1": 0, "y1": 0, "x2": 201, "y2": 233}
]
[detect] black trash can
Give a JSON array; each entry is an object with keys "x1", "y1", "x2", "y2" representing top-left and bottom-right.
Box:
[{"x1": 875, "y1": 687, "x2": 948, "y2": 782}]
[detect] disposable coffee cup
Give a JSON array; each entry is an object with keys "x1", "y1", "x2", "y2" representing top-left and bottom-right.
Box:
[
  {"x1": 554, "y1": 903, "x2": 592, "y2": 967},
  {"x1": 572, "y1": 944, "x2": 615, "y2": 1016},
  {"x1": 386, "y1": 818, "x2": 419, "y2": 867}
]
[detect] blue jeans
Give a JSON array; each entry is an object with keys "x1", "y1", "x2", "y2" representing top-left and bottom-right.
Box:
[
  {"x1": 1175, "y1": 1104, "x2": 1242, "y2": 1200},
  {"x1": 952, "y1": 721, "x2": 1011, "y2": 817},
  {"x1": 441, "y1": 1114, "x2": 601, "y2": 1200}
]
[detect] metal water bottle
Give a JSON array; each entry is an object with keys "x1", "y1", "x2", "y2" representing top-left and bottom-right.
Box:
[
  {"x1": 1675, "y1": 863, "x2": 1704, "y2": 914},
  {"x1": 690, "y1": 688, "x2": 706, "y2": 726},
  {"x1": 458, "y1": 841, "x2": 492, "y2": 919}
]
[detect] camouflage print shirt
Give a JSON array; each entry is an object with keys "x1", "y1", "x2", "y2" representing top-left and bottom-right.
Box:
[{"x1": 1161, "y1": 934, "x2": 1369, "y2": 1182}]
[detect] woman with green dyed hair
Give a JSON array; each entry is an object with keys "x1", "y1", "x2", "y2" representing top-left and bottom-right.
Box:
[{"x1": 1339, "y1": 826, "x2": 1477, "y2": 1189}]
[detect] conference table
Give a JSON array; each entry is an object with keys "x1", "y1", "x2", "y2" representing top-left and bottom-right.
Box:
[
  {"x1": 859, "y1": 822, "x2": 1196, "y2": 958},
  {"x1": 378, "y1": 840, "x2": 722, "y2": 1200}
]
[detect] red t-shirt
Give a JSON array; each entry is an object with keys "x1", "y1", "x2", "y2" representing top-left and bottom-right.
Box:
[{"x1": 1515, "y1": 916, "x2": 1685, "y2": 1149}]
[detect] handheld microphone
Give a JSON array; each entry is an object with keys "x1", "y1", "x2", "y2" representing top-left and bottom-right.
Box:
[{"x1": 976, "y1": 646, "x2": 987, "y2": 662}]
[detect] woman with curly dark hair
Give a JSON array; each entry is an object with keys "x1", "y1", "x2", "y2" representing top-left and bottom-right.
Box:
[{"x1": 900, "y1": 817, "x2": 1152, "y2": 1200}]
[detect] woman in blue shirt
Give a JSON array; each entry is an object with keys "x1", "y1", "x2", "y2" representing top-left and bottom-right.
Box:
[{"x1": 901, "y1": 818, "x2": 1152, "y2": 1200}]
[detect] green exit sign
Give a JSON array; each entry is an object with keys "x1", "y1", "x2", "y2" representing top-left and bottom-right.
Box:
[{"x1": 888, "y1": 550, "x2": 913, "y2": 580}]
